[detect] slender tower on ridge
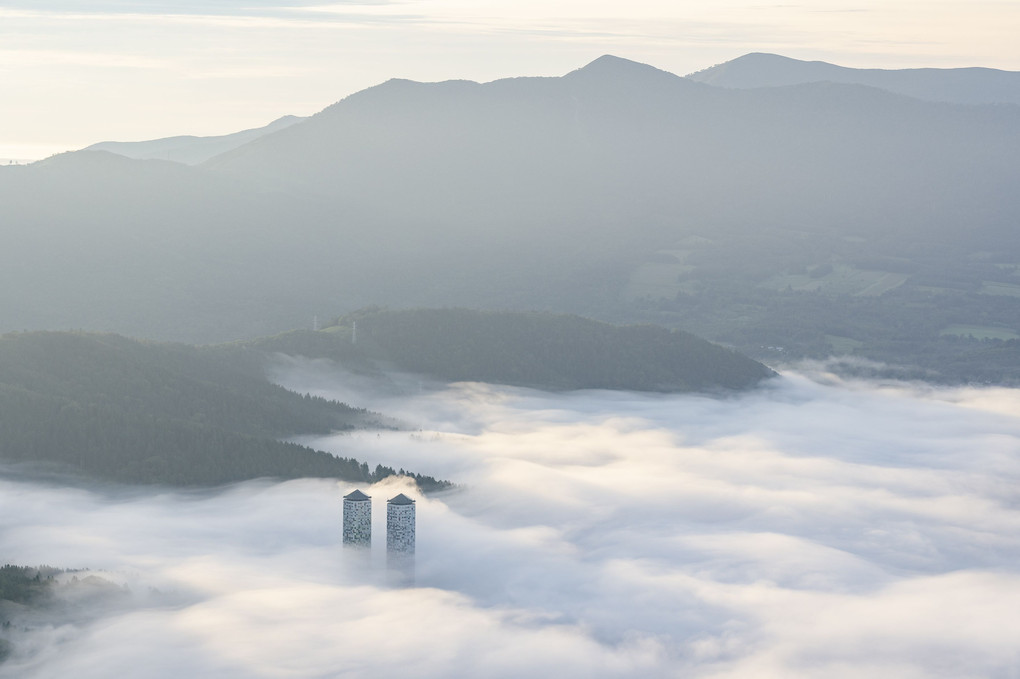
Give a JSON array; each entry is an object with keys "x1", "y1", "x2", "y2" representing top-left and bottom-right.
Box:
[
  {"x1": 386, "y1": 493, "x2": 416, "y2": 585},
  {"x1": 342, "y1": 489, "x2": 372, "y2": 548}
]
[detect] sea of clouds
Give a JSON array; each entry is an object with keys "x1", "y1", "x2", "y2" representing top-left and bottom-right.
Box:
[{"x1": 2, "y1": 359, "x2": 1019, "y2": 678}]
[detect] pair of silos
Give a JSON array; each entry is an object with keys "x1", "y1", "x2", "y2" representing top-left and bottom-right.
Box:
[{"x1": 342, "y1": 489, "x2": 415, "y2": 559}]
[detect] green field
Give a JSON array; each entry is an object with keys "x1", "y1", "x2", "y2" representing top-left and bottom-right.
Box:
[
  {"x1": 939, "y1": 325, "x2": 1019, "y2": 341},
  {"x1": 758, "y1": 265, "x2": 908, "y2": 297},
  {"x1": 856, "y1": 272, "x2": 910, "y2": 297},
  {"x1": 826, "y1": 334, "x2": 865, "y2": 353},
  {"x1": 915, "y1": 285, "x2": 965, "y2": 294},
  {"x1": 979, "y1": 282, "x2": 1020, "y2": 298}
]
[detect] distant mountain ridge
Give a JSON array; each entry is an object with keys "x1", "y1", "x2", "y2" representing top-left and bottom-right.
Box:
[
  {"x1": 84, "y1": 115, "x2": 306, "y2": 165},
  {"x1": 686, "y1": 53, "x2": 1020, "y2": 105},
  {"x1": 2, "y1": 55, "x2": 1019, "y2": 382}
]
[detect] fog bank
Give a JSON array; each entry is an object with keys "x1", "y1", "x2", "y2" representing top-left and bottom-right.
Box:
[{"x1": 2, "y1": 364, "x2": 1018, "y2": 677}]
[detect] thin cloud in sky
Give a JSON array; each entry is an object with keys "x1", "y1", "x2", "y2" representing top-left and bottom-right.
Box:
[
  {"x1": 0, "y1": 48, "x2": 169, "y2": 69},
  {"x1": 0, "y1": 0, "x2": 392, "y2": 16},
  {"x1": 2, "y1": 0, "x2": 1017, "y2": 159}
]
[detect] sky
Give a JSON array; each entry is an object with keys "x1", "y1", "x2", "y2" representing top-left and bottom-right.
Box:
[
  {"x1": 1, "y1": 0, "x2": 1019, "y2": 160},
  {"x1": 2, "y1": 363, "x2": 1019, "y2": 677}
]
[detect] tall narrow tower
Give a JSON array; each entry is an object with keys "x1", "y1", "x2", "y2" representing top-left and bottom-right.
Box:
[
  {"x1": 386, "y1": 494, "x2": 416, "y2": 554},
  {"x1": 342, "y1": 489, "x2": 372, "y2": 547},
  {"x1": 386, "y1": 493, "x2": 416, "y2": 585}
]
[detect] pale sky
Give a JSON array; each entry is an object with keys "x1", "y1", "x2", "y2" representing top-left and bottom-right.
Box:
[{"x1": 2, "y1": 0, "x2": 1018, "y2": 160}]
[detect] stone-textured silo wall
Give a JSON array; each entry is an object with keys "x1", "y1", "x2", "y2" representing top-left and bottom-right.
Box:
[
  {"x1": 343, "y1": 494, "x2": 372, "y2": 547},
  {"x1": 386, "y1": 502, "x2": 415, "y2": 554}
]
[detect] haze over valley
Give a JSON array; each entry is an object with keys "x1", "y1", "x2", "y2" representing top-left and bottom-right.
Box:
[
  {"x1": 3, "y1": 365, "x2": 1020, "y2": 677},
  {"x1": 3, "y1": 54, "x2": 1019, "y2": 381},
  {"x1": 2, "y1": 13, "x2": 1020, "y2": 675}
]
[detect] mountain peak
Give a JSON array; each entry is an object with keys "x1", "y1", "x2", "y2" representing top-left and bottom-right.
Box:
[
  {"x1": 567, "y1": 54, "x2": 679, "y2": 82},
  {"x1": 584, "y1": 54, "x2": 646, "y2": 69},
  {"x1": 685, "y1": 53, "x2": 841, "y2": 88},
  {"x1": 733, "y1": 52, "x2": 801, "y2": 64},
  {"x1": 686, "y1": 52, "x2": 1020, "y2": 104}
]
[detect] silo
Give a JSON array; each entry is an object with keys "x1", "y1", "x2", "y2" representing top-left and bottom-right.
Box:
[
  {"x1": 386, "y1": 493, "x2": 416, "y2": 586},
  {"x1": 342, "y1": 489, "x2": 372, "y2": 547},
  {"x1": 386, "y1": 493, "x2": 416, "y2": 555}
]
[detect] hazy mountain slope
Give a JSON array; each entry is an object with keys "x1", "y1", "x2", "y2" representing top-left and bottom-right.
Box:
[
  {"x1": 0, "y1": 151, "x2": 357, "y2": 342},
  {"x1": 84, "y1": 115, "x2": 306, "y2": 165},
  {"x1": 687, "y1": 53, "x2": 1020, "y2": 105},
  {"x1": 251, "y1": 308, "x2": 776, "y2": 392},
  {"x1": 206, "y1": 55, "x2": 1020, "y2": 253},
  {"x1": 2, "y1": 56, "x2": 1019, "y2": 379},
  {"x1": 202, "y1": 55, "x2": 1020, "y2": 306},
  {"x1": 0, "y1": 331, "x2": 379, "y2": 485},
  {"x1": 0, "y1": 330, "x2": 452, "y2": 488}
]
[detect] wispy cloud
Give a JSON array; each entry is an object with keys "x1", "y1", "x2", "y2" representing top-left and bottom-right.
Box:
[
  {"x1": 0, "y1": 1, "x2": 392, "y2": 17},
  {"x1": 0, "y1": 48, "x2": 170, "y2": 69}
]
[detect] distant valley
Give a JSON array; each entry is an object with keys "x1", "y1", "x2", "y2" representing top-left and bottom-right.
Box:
[{"x1": 4, "y1": 17, "x2": 1020, "y2": 673}]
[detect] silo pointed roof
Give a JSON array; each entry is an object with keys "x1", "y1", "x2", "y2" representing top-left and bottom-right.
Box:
[
  {"x1": 387, "y1": 493, "x2": 415, "y2": 505},
  {"x1": 344, "y1": 489, "x2": 371, "y2": 501}
]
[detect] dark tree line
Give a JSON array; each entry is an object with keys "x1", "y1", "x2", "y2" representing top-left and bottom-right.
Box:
[
  {"x1": 255, "y1": 307, "x2": 774, "y2": 392},
  {"x1": 0, "y1": 565, "x2": 58, "y2": 607},
  {"x1": 0, "y1": 332, "x2": 450, "y2": 489}
]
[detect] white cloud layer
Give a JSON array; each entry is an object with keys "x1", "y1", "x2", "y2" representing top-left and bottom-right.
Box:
[{"x1": 2, "y1": 364, "x2": 1019, "y2": 677}]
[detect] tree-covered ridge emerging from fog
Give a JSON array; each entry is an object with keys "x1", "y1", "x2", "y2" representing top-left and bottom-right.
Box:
[
  {"x1": 0, "y1": 310, "x2": 770, "y2": 488},
  {"x1": 0, "y1": 565, "x2": 57, "y2": 607},
  {"x1": 254, "y1": 308, "x2": 775, "y2": 392},
  {"x1": 0, "y1": 565, "x2": 58, "y2": 662},
  {"x1": 0, "y1": 332, "x2": 447, "y2": 489}
]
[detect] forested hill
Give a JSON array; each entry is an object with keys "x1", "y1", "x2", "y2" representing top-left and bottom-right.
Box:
[
  {"x1": 0, "y1": 332, "x2": 445, "y2": 488},
  {"x1": 252, "y1": 309, "x2": 775, "y2": 392}
]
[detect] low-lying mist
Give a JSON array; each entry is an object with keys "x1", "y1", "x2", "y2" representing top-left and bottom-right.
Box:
[{"x1": 2, "y1": 360, "x2": 1018, "y2": 678}]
